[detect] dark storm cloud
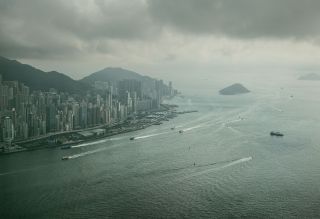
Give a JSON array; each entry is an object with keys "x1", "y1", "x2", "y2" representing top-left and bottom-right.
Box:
[
  {"x1": 52, "y1": 0, "x2": 156, "y2": 40},
  {"x1": 1, "y1": 0, "x2": 320, "y2": 59},
  {"x1": 147, "y1": 0, "x2": 320, "y2": 39},
  {"x1": 0, "y1": 0, "x2": 156, "y2": 59}
]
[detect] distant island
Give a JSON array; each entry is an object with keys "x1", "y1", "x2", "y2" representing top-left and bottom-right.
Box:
[
  {"x1": 219, "y1": 83, "x2": 250, "y2": 95},
  {"x1": 298, "y1": 73, "x2": 320, "y2": 81}
]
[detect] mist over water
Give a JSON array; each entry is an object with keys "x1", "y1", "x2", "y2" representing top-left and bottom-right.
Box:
[
  {"x1": 1, "y1": 74, "x2": 320, "y2": 218},
  {"x1": 169, "y1": 68, "x2": 295, "y2": 97}
]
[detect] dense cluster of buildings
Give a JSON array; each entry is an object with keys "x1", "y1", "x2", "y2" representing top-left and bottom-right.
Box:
[{"x1": 0, "y1": 74, "x2": 177, "y2": 144}]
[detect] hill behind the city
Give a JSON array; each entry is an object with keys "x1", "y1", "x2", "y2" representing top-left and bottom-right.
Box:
[
  {"x1": 80, "y1": 67, "x2": 155, "y2": 84},
  {"x1": 0, "y1": 56, "x2": 89, "y2": 94},
  {"x1": 0, "y1": 56, "x2": 166, "y2": 94}
]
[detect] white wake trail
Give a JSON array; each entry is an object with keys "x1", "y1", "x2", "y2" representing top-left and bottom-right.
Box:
[
  {"x1": 225, "y1": 118, "x2": 243, "y2": 124},
  {"x1": 68, "y1": 147, "x2": 108, "y2": 159},
  {"x1": 182, "y1": 121, "x2": 211, "y2": 132},
  {"x1": 178, "y1": 156, "x2": 252, "y2": 181},
  {"x1": 134, "y1": 131, "x2": 170, "y2": 140},
  {"x1": 227, "y1": 126, "x2": 243, "y2": 135},
  {"x1": 72, "y1": 139, "x2": 108, "y2": 148},
  {"x1": 183, "y1": 125, "x2": 203, "y2": 132},
  {"x1": 71, "y1": 136, "x2": 128, "y2": 149},
  {"x1": 270, "y1": 106, "x2": 283, "y2": 112}
]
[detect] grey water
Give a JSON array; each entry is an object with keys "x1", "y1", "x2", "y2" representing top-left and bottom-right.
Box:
[{"x1": 1, "y1": 79, "x2": 320, "y2": 218}]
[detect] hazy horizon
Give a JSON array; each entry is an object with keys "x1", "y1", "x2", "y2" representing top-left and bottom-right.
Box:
[{"x1": 1, "y1": 0, "x2": 320, "y2": 85}]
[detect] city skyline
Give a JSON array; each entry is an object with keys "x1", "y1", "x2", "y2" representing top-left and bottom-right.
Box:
[{"x1": 0, "y1": 64, "x2": 176, "y2": 146}]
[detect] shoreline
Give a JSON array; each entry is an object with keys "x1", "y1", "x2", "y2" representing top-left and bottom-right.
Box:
[{"x1": 1, "y1": 105, "x2": 198, "y2": 155}]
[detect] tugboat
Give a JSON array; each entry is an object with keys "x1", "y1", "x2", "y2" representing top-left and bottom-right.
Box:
[
  {"x1": 130, "y1": 137, "x2": 135, "y2": 140},
  {"x1": 270, "y1": 131, "x2": 284, "y2": 137}
]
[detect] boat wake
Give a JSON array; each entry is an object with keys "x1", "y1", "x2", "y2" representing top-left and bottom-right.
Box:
[
  {"x1": 183, "y1": 125, "x2": 203, "y2": 132},
  {"x1": 177, "y1": 156, "x2": 252, "y2": 181},
  {"x1": 68, "y1": 141, "x2": 131, "y2": 160},
  {"x1": 180, "y1": 116, "x2": 243, "y2": 133},
  {"x1": 72, "y1": 139, "x2": 108, "y2": 148},
  {"x1": 227, "y1": 126, "x2": 243, "y2": 135},
  {"x1": 71, "y1": 136, "x2": 128, "y2": 149},
  {"x1": 182, "y1": 121, "x2": 210, "y2": 132},
  {"x1": 225, "y1": 118, "x2": 244, "y2": 124},
  {"x1": 67, "y1": 131, "x2": 173, "y2": 160},
  {"x1": 134, "y1": 131, "x2": 170, "y2": 140},
  {"x1": 68, "y1": 147, "x2": 109, "y2": 159},
  {"x1": 108, "y1": 136, "x2": 129, "y2": 141},
  {"x1": 271, "y1": 106, "x2": 283, "y2": 112}
]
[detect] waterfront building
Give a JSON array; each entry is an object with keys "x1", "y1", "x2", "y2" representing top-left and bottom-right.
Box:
[{"x1": 0, "y1": 74, "x2": 175, "y2": 142}]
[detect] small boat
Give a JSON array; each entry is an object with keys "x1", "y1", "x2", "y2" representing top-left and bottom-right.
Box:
[
  {"x1": 270, "y1": 131, "x2": 284, "y2": 137},
  {"x1": 62, "y1": 156, "x2": 70, "y2": 160},
  {"x1": 179, "y1": 130, "x2": 183, "y2": 134},
  {"x1": 61, "y1": 145, "x2": 71, "y2": 150},
  {"x1": 171, "y1": 127, "x2": 175, "y2": 130},
  {"x1": 130, "y1": 137, "x2": 135, "y2": 140}
]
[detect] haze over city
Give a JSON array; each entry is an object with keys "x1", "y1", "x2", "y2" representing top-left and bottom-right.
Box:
[{"x1": 1, "y1": 1, "x2": 320, "y2": 218}]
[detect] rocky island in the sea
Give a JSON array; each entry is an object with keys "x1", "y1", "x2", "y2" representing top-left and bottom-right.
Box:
[
  {"x1": 298, "y1": 73, "x2": 320, "y2": 81},
  {"x1": 219, "y1": 83, "x2": 250, "y2": 95}
]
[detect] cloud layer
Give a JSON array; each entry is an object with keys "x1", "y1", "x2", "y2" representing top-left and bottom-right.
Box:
[
  {"x1": 1, "y1": 0, "x2": 320, "y2": 80},
  {"x1": 148, "y1": 0, "x2": 320, "y2": 39}
]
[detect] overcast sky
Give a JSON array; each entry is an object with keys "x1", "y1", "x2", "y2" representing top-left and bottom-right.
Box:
[{"x1": 1, "y1": 0, "x2": 320, "y2": 84}]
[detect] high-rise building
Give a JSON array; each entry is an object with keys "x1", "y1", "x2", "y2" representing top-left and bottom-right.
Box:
[
  {"x1": 118, "y1": 80, "x2": 142, "y2": 104},
  {"x1": 2, "y1": 116, "x2": 14, "y2": 143},
  {"x1": 80, "y1": 101, "x2": 88, "y2": 128}
]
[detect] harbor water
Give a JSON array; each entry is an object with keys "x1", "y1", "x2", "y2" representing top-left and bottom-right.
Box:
[{"x1": 1, "y1": 77, "x2": 320, "y2": 218}]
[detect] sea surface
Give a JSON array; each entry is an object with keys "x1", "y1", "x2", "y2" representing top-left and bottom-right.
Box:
[{"x1": 1, "y1": 78, "x2": 320, "y2": 218}]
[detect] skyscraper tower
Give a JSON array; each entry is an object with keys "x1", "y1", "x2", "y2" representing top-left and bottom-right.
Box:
[{"x1": 2, "y1": 116, "x2": 14, "y2": 144}]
